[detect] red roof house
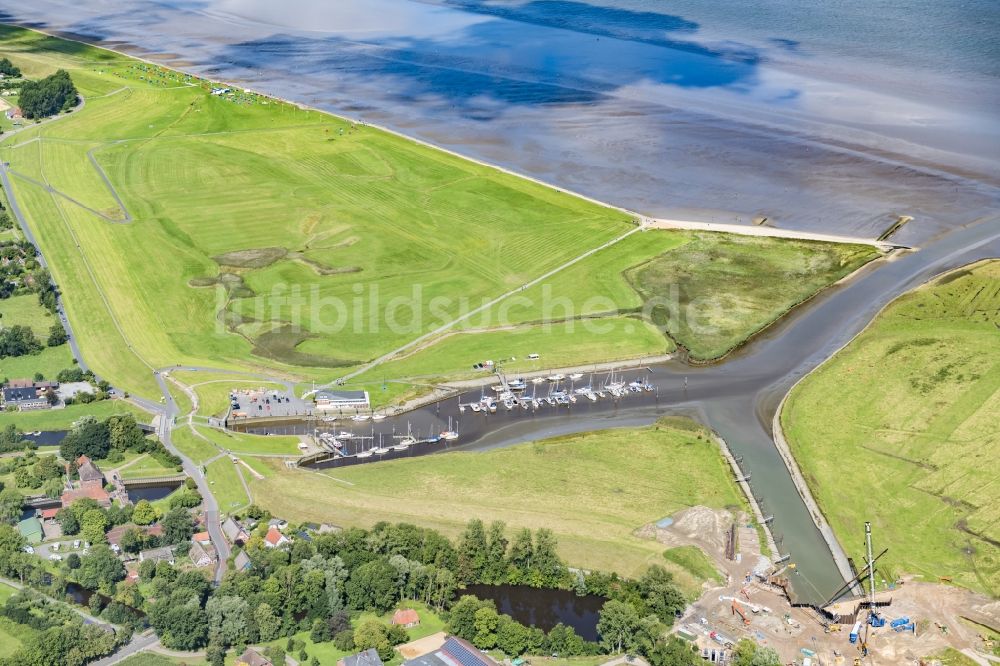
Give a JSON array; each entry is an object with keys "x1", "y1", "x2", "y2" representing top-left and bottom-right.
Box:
[{"x1": 264, "y1": 526, "x2": 288, "y2": 548}]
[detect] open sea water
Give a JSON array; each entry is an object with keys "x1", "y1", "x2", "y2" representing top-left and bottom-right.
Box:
[{"x1": 0, "y1": 0, "x2": 997, "y2": 241}]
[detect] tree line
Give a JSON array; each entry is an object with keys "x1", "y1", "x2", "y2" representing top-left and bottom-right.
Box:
[
  {"x1": 18, "y1": 69, "x2": 78, "y2": 119},
  {"x1": 0, "y1": 504, "x2": 705, "y2": 666}
]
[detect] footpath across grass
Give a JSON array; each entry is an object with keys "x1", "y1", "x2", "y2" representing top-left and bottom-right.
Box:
[
  {"x1": 782, "y1": 260, "x2": 1000, "y2": 596},
  {"x1": 251, "y1": 416, "x2": 745, "y2": 578}
]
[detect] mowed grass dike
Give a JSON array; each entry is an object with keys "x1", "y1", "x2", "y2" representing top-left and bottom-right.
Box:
[
  {"x1": 782, "y1": 260, "x2": 1000, "y2": 596},
  {"x1": 0, "y1": 26, "x2": 879, "y2": 400}
]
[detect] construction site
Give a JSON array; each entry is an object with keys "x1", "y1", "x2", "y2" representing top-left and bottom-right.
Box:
[{"x1": 643, "y1": 511, "x2": 1000, "y2": 665}]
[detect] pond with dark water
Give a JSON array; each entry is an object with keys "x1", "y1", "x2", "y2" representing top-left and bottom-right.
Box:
[
  {"x1": 463, "y1": 584, "x2": 605, "y2": 641},
  {"x1": 125, "y1": 482, "x2": 183, "y2": 503}
]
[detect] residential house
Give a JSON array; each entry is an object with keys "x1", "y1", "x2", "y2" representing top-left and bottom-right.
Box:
[
  {"x1": 392, "y1": 608, "x2": 420, "y2": 628},
  {"x1": 138, "y1": 546, "x2": 175, "y2": 565},
  {"x1": 222, "y1": 517, "x2": 249, "y2": 545},
  {"x1": 1, "y1": 379, "x2": 57, "y2": 411},
  {"x1": 339, "y1": 648, "x2": 384, "y2": 666},
  {"x1": 193, "y1": 531, "x2": 211, "y2": 546},
  {"x1": 235, "y1": 647, "x2": 272, "y2": 666},
  {"x1": 263, "y1": 526, "x2": 288, "y2": 549},
  {"x1": 37, "y1": 507, "x2": 60, "y2": 522},
  {"x1": 77, "y1": 457, "x2": 105, "y2": 487},
  {"x1": 403, "y1": 637, "x2": 499, "y2": 666},
  {"x1": 234, "y1": 550, "x2": 252, "y2": 572},
  {"x1": 313, "y1": 389, "x2": 370, "y2": 411},
  {"x1": 189, "y1": 538, "x2": 217, "y2": 568}
]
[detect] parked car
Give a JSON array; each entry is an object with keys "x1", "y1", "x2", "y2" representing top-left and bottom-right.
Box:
[
  {"x1": 52, "y1": 543, "x2": 60, "y2": 551},
  {"x1": 73, "y1": 540, "x2": 81, "y2": 549},
  {"x1": 49, "y1": 553, "x2": 62, "y2": 561},
  {"x1": 22, "y1": 546, "x2": 33, "y2": 554}
]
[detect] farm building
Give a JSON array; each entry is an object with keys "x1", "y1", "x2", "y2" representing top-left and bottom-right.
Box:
[
  {"x1": 403, "y1": 637, "x2": 499, "y2": 666},
  {"x1": 189, "y1": 538, "x2": 217, "y2": 567},
  {"x1": 1, "y1": 379, "x2": 57, "y2": 410},
  {"x1": 139, "y1": 545, "x2": 175, "y2": 565},
  {"x1": 314, "y1": 389, "x2": 370, "y2": 411},
  {"x1": 17, "y1": 516, "x2": 43, "y2": 544}
]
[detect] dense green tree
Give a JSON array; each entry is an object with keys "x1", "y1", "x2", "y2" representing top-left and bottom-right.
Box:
[
  {"x1": 109, "y1": 414, "x2": 146, "y2": 451},
  {"x1": 447, "y1": 595, "x2": 496, "y2": 642},
  {"x1": 639, "y1": 566, "x2": 687, "y2": 625},
  {"x1": 59, "y1": 418, "x2": 111, "y2": 461},
  {"x1": 0, "y1": 488, "x2": 23, "y2": 525},
  {"x1": 0, "y1": 58, "x2": 20, "y2": 77},
  {"x1": 457, "y1": 519, "x2": 488, "y2": 582},
  {"x1": 80, "y1": 508, "x2": 109, "y2": 545},
  {"x1": 483, "y1": 521, "x2": 508, "y2": 584},
  {"x1": 161, "y1": 507, "x2": 195, "y2": 544},
  {"x1": 496, "y1": 615, "x2": 530, "y2": 656},
  {"x1": 507, "y1": 528, "x2": 533, "y2": 581},
  {"x1": 132, "y1": 499, "x2": 158, "y2": 525},
  {"x1": 597, "y1": 599, "x2": 641, "y2": 653},
  {"x1": 0, "y1": 325, "x2": 41, "y2": 358},
  {"x1": 76, "y1": 545, "x2": 125, "y2": 590},
  {"x1": 55, "y1": 508, "x2": 79, "y2": 535},
  {"x1": 254, "y1": 602, "x2": 281, "y2": 642},
  {"x1": 18, "y1": 69, "x2": 78, "y2": 119},
  {"x1": 206, "y1": 595, "x2": 251, "y2": 647},
  {"x1": 646, "y1": 636, "x2": 701, "y2": 666},
  {"x1": 473, "y1": 606, "x2": 500, "y2": 650},
  {"x1": 334, "y1": 629, "x2": 355, "y2": 651},
  {"x1": 353, "y1": 619, "x2": 394, "y2": 661},
  {"x1": 46, "y1": 323, "x2": 68, "y2": 347},
  {"x1": 346, "y1": 557, "x2": 397, "y2": 612}
]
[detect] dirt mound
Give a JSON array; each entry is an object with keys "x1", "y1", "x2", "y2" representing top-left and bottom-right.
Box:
[
  {"x1": 213, "y1": 247, "x2": 287, "y2": 268},
  {"x1": 637, "y1": 506, "x2": 736, "y2": 559}
]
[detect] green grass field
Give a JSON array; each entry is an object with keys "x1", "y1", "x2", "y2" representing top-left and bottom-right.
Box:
[
  {"x1": 0, "y1": 583, "x2": 37, "y2": 655},
  {"x1": 0, "y1": 25, "x2": 636, "y2": 400},
  {"x1": 0, "y1": 294, "x2": 75, "y2": 380},
  {"x1": 0, "y1": 26, "x2": 878, "y2": 406},
  {"x1": 251, "y1": 416, "x2": 745, "y2": 579},
  {"x1": 118, "y1": 453, "x2": 181, "y2": 479},
  {"x1": 205, "y1": 456, "x2": 250, "y2": 514},
  {"x1": 626, "y1": 232, "x2": 878, "y2": 360},
  {"x1": 782, "y1": 260, "x2": 1000, "y2": 596},
  {"x1": 171, "y1": 426, "x2": 222, "y2": 465},
  {"x1": 0, "y1": 398, "x2": 150, "y2": 430}
]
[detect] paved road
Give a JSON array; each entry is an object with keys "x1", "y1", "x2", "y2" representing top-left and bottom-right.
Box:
[
  {"x1": 91, "y1": 631, "x2": 160, "y2": 666},
  {"x1": 154, "y1": 370, "x2": 230, "y2": 584}
]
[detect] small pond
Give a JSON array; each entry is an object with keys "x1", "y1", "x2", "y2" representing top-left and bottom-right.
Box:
[
  {"x1": 125, "y1": 482, "x2": 183, "y2": 503},
  {"x1": 463, "y1": 584, "x2": 605, "y2": 641},
  {"x1": 23, "y1": 431, "x2": 68, "y2": 447}
]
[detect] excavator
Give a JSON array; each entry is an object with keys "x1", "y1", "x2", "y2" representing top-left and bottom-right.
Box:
[{"x1": 731, "y1": 600, "x2": 751, "y2": 626}]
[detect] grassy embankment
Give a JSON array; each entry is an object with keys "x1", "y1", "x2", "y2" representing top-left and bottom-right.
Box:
[
  {"x1": 0, "y1": 25, "x2": 644, "y2": 401},
  {"x1": 250, "y1": 416, "x2": 746, "y2": 586},
  {"x1": 782, "y1": 260, "x2": 1000, "y2": 596},
  {"x1": 0, "y1": 26, "x2": 878, "y2": 410},
  {"x1": 346, "y1": 231, "x2": 878, "y2": 403}
]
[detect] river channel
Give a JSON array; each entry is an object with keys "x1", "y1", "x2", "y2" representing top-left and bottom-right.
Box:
[{"x1": 237, "y1": 218, "x2": 1000, "y2": 604}]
